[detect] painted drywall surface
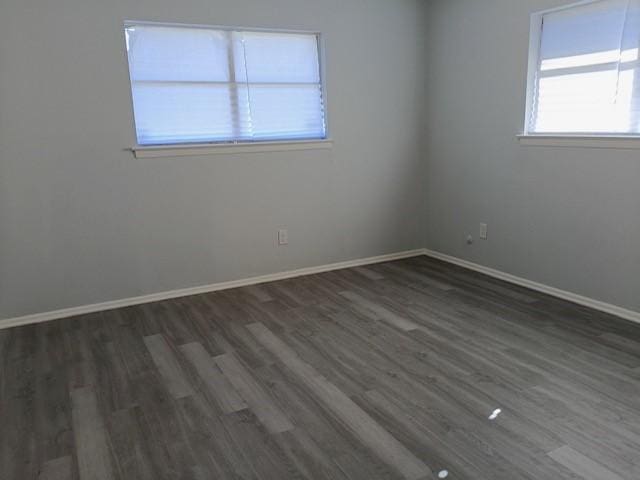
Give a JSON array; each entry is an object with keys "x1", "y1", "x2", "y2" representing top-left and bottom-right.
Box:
[
  {"x1": 424, "y1": 0, "x2": 640, "y2": 312},
  {"x1": 0, "y1": 0, "x2": 428, "y2": 318}
]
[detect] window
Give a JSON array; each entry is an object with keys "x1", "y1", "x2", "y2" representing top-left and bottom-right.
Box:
[
  {"x1": 125, "y1": 23, "x2": 327, "y2": 146},
  {"x1": 525, "y1": 0, "x2": 640, "y2": 136}
]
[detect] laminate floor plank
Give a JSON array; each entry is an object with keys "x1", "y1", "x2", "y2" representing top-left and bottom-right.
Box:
[
  {"x1": 179, "y1": 342, "x2": 247, "y2": 414},
  {"x1": 38, "y1": 456, "x2": 74, "y2": 480},
  {"x1": 338, "y1": 291, "x2": 420, "y2": 332},
  {"x1": 218, "y1": 409, "x2": 300, "y2": 479},
  {"x1": 252, "y1": 361, "x2": 390, "y2": 472},
  {"x1": 357, "y1": 388, "x2": 532, "y2": 480},
  {"x1": 33, "y1": 325, "x2": 75, "y2": 464},
  {"x1": 133, "y1": 397, "x2": 198, "y2": 480},
  {"x1": 244, "y1": 284, "x2": 274, "y2": 303},
  {"x1": 214, "y1": 352, "x2": 294, "y2": 434},
  {"x1": 174, "y1": 395, "x2": 255, "y2": 479},
  {"x1": 143, "y1": 334, "x2": 194, "y2": 400},
  {"x1": 273, "y1": 428, "x2": 351, "y2": 480},
  {"x1": 353, "y1": 266, "x2": 385, "y2": 281},
  {"x1": 3, "y1": 257, "x2": 640, "y2": 479},
  {"x1": 549, "y1": 445, "x2": 627, "y2": 480},
  {"x1": 247, "y1": 322, "x2": 434, "y2": 480},
  {"x1": 4, "y1": 327, "x2": 39, "y2": 480},
  {"x1": 107, "y1": 408, "x2": 155, "y2": 480},
  {"x1": 380, "y1": 263, "x2": 454, "y2": 292},
  {"x1": 70, "y1": 386, "x2": 117, "y2": 480}
]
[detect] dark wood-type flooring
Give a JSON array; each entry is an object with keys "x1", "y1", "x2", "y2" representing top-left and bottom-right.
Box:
[{"x1": 3, "y1": 256, "x2": 640, "y2": 480}]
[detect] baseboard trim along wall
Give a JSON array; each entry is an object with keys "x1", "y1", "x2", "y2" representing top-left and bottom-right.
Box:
[
  {"x1": 3, "y1": 247, "x2": 639, "y2": 331},
  {"x1": 0, "y1": 249, "x2": 425, "y2": 331},
  {"x1": 423, "y1": 249, "x2": 640, "y2": 326}
]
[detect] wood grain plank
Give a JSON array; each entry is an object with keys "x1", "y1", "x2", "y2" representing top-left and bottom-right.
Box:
[
  {"x1": 38, "y1": 456, "x2": 73, "y2": 480},
  {"x1": 108, "y1": 408, "x2": 155, "y2": 480},
  {"x1": 548, "y1": 445, "x2": 626, "y2": 480},
  {"x1": 353, "y1": 267, "x2": 385, "y2": 281},
  {"x1": 273, "y1": 428, "x2": 351, "y2": 480},
  {"x1": 247, "y1": 322, "x2": 433, "y2": 480},
  {"x1": 179, "y1": 342, "x2": 247, "y2": 414},
  {"x1": 338, "y1": 291, "x2": 420, "y2": 332},
  {"x1": 218, "y1": 409, "x2": 297, "y2": 479},
  {"x1": 243, "y1": 285, "x2": 274, "y2": 303},
  {"x1": 214, "y1": 352, "x2": 294, "y2": 433},
  {"x1": 70, "y1": 386, "x2": 116, "y2": 480},
  {"x1": 143, "y1": 334, "x2": 194, "y2": 399}
]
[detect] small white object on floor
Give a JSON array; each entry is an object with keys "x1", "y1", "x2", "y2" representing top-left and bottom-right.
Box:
[
  {"x1": 438, "y1": 470, "x2": 449, "y2": 478},
  {"x1": 488, "y1": 408, "x2": 502, "y2": 420}
]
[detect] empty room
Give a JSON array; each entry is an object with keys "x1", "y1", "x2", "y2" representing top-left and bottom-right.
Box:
[{"x1": 2, "y1": 0, "x2": 640, "y2": 478}]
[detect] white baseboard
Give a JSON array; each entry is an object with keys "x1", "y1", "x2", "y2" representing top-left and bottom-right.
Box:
[
  {"x1": 4, "y1": 247, "x2": 638, "y2": 331},
  {"x1": 0, "y1": 249, "x2": 425, "y2": 331},
  {"x1": 423, "y1": 248, "x2": 640, "y2": 325}
]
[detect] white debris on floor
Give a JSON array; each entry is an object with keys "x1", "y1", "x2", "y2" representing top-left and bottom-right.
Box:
[{"x1": 488, "y1": 408, "x2": 502, "y2": 420}]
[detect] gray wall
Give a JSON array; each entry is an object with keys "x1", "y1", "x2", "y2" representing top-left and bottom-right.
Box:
[
  {"x1": 0, "y1": 0, "x2": 428, "y2": 319},
  {"x1": 424, "y1": 0, "x2": 640, "y2": 312},
  {"x1": 4, "y1": 0, "x2": 637, "y2": 321}
]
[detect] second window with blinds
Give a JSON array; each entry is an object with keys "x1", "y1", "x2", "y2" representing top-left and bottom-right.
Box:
[
  {"x1": 125, "y1": 23, "x2": 327, "y2": 146},
  {"x1": 525, "y1": 0, "x2": 640, "y2": 136}
]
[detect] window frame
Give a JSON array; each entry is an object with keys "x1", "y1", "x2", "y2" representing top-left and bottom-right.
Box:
[
  {"x1": 123, "y1": 20, "x2": 332, "y2": 156},
  {"x1": 520, "y1": 0, "x2": 640, "y2": 148}
]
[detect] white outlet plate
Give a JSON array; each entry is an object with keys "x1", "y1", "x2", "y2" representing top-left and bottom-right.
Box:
[
  {"x1": 480, "y1": 223, "x2": 488, "y2": 240},
  {"x1": 278, "y1": 229, "x2": 289, "y2": 245}
]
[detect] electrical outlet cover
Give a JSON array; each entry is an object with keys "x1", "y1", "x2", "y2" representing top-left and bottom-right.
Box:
[
  {"x1": 278, "y1": 229, "x2": 289, "y2": 245},
  {"x1": 480, "y1": 223, "x2": 488, "y2": 240}
]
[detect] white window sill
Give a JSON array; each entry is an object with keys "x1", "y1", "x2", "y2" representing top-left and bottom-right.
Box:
[
  {"x1": 131, "y1": 139, "x2": 333, "y2": 158},
  {"x1": 518, "y1": 134, "x2": 640, "y2": 150}
]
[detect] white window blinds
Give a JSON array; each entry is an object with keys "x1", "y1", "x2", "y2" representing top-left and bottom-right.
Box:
[
  {"x1": 528, "y1": 0, "x2": 640, "y2": 135},
  {"x1": 125, "y1": 24, "x2": 326, "y2": 145}
]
